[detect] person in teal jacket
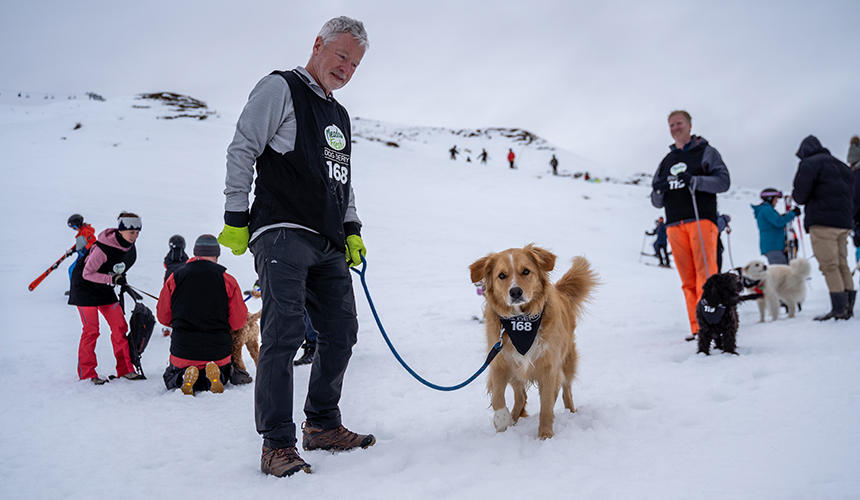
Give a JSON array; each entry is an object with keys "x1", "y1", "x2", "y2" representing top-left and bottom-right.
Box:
[{"x1": 752, "y1": 188, "x2": 799, "y2": 264}]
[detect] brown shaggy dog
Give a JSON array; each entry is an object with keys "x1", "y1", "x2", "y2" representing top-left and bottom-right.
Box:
[
  {"x1": 469, "y1": 245, "x2": 598, "y2": 439},
  {"x1": 231, "y1": 310, "x2": 261, "y2": 374}
]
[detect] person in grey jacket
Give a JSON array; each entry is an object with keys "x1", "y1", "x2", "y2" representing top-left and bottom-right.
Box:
[
  {"x1": 848, "y1": 135, "x2": 860, "y2": 169},
  {"x1": 650, "y1": 110, "x2": 730, "y2": 341},
  {"x1": 218, "y1": 16, "x2": 375, "y2": 478}
]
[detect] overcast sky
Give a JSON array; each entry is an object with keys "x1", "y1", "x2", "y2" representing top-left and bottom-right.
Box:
[{"x1": 2, "y1": 0, "x2": 858, "y2": 189}]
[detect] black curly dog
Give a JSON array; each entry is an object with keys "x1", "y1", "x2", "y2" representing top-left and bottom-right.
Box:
[{"x1": 696, "y1": 272, "x2": 761, "y2": 355}]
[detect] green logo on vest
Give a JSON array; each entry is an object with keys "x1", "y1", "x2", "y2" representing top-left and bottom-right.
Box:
[
  {"x1": 325, "y1": 125, "x2": 346, "y2": 151},
  {"x1": 669, "y1": 162, "x2": 688, "y2": 175}
]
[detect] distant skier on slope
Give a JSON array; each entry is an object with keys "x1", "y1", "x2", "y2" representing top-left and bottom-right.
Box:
[
  {"x1": 449, "y1": 145, "x2": 459, "y2": 160},
  {"x1": 478, "y1": 148, "x2": 488, "y2": 164},
  {"x1": 507, "y1": 148, "x2": 515, "y2": 169},
  {"x1": 645, "y1": 216, "x2": 670, "y2": 267},
  {"x1": 550, "y1": 154, "x2": 558, "y2": 175}
]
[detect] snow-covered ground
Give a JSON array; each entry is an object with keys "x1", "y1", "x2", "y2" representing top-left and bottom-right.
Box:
[{"x1": 1, "y1": 95, "x2": 859, "y2": 499}]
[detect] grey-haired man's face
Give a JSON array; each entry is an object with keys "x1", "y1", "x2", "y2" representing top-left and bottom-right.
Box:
[{"x1": 307, "y1": 33, "x2": 365, "y2": 95}]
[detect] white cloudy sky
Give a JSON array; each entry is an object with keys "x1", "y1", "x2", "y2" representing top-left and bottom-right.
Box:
[{"x1": 2, "y1": 0, "x2": 858, "y2": 188}]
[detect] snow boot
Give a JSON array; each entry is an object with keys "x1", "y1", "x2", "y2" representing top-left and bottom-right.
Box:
[
  {"x1": 684, "y1": 332, "x2": 697, "y2": 342},
  {"x1": 302, "y1": 423, "x2": 376, "y2": 451},
  {"x1": 231, "y1": 366, "x2": 253, "y2": 385},
  {"x1": 293, "y1": 340, "x2": 316, "y2": 366},
  {"x1": 205, "y1": 361, "x2": 224, "y2": 394},
  {"x1": 181, "y1": 366, "x2": 199, "y2": 395},
  {"x1": 260, "y1": 446, "x2": 311, "y2": 477},
  {"x1": 813, "y1": 292, "x2": 849, "y2": 321},
  {"x1": 90, "y1": 377, "x2": 108, "y2": 386}
]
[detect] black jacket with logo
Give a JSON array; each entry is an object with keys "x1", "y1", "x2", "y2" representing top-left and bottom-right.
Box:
[{"x1": 650, "y1": 136, "x2": 731, "y2": 225}]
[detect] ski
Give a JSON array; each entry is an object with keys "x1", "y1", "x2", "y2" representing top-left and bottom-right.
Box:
[{"x1": 28, "y1": 246, "x2": 76, "y2": 291}]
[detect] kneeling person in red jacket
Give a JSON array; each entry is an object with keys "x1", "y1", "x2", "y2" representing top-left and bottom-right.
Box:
[{"x1": 157, "y1": 234, "x2": 248, "y2": 395}]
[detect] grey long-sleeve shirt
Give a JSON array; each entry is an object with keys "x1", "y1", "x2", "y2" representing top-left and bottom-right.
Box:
[{"x1": 224, "y1": 66, "x2": 361, "y2": 242}]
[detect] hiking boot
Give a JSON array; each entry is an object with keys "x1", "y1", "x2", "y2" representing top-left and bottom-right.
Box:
[
  {"x1": 122, "y1": 371, "x2": 146, "y2": 380},
  {"x1": 205, "y1": 362, "x2": 224, "y2": 394},
  {"x1": 181, "y1": 366, "x2": 199, "y2": 395},
  {"x1": 293, "y1": 340, "x2": 316, "y2": 366},
  {"x1": 260, "y1": 446, "x2": 311, "y2": 477},
  {"x1": 91, "y1": 377, "x2": 108, "y2": 386},
  {"x1": 230, "y1": 366, "x2": 253, "y2": 385},
  {"x1": 302, "y1": 423, "x2": 376, "y2": 451}
]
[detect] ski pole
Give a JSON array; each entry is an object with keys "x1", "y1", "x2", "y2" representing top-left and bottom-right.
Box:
[
  {"x1": 28, "y1": 246, "x2": 75, "y2": 291},
  {"x1": 688, "y1": 185, "x2": 712, "y2": 278},
  {"x1": 726, "y1": 230, "x2": 735, "y2": 270}
]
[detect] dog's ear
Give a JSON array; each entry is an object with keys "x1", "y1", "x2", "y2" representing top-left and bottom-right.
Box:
[
  {"x1": 525, "y1": 244, "x2": 556, "y2": 273},
  {"x1": 469, "y1": 255, "x2": 491, "y2": 283}
]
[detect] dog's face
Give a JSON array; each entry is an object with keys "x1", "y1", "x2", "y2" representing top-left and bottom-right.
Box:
[
  {"x1": 469, "y1": 245, "x2": 556, "y2": 315},
  {"x1": 702, "y1": 272, "x2": 742, "y2": 304},
  {"x1": 742, "y1": 260, "x2": 768, "y2": 281}
]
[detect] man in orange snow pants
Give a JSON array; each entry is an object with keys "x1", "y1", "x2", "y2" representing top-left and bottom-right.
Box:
[{"x1": 651, "y1": 110, "x2": 730, "y2": 341}]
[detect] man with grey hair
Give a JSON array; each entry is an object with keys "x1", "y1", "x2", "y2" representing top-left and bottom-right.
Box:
[{"x1": 218, "y1": 16, "x2": 374, "y2": 477}]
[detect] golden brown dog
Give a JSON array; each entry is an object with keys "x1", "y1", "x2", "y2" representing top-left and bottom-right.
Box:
[
  {"x1": 469, "y1": 245, "x2": 597, "y2": 439},
  {"x1": 231, "y1": 310, "x2": 261, "y2": 373}
]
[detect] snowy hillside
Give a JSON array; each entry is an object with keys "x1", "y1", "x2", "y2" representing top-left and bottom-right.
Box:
[{"x1": 1, "y1": 95, "x2": 859, "y2": 499}]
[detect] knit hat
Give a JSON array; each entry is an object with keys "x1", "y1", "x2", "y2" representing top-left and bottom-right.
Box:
[
  {"x1": 117, "y1": 215, "x2": 142, "y2": 231},
  {"x1": 193, "y1": 234, "x2": 220, "y2": 257}
]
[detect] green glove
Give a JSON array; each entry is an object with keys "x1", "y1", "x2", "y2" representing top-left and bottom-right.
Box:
[
  {"x1": 345, "y1": 234, "x2": 366, "y2": 267},
  {"x1": 218, "y1": 224, "x2": 250, "y2": 256}
]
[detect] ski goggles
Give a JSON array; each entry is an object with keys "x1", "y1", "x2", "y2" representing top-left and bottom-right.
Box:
[{"x1": 117, "y1": 216, "x2": 142, "y2": 231}]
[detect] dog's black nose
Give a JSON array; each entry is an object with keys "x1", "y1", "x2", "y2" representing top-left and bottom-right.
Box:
[{"x1": 509, "y1": 287, "x2": 523, "y2": 300}]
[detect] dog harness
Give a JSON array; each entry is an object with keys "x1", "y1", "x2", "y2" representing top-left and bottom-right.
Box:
[
  {"x1": 498, "y1": 312, "x2": 543, "y2": 355},
  {"x1": 700, "y1": 298, "x2": 727, "y2": 325}
]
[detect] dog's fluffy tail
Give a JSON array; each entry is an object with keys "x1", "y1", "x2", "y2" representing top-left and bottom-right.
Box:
[
  {"x1": 555, "y1": 256, "x2": 599, "y2": 319},
  {"x1": 789, "y1": 258, "x2": 811, "y2": 279},
  {"x1": 248, "y1": 309, "x2": 262, "y2": 323}
]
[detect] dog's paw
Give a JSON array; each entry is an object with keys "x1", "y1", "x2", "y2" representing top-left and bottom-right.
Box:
[
  {"x1": 493, "y1": 408, "x2": 514, "y2": 432},
  {"x1": 538, "y1": 428, "x2": 554, "y2": 440}
]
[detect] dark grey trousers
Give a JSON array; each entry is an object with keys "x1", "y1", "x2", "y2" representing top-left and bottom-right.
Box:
[{"x1": 251, "y1": 229, "x2": 358, "y2": 449}]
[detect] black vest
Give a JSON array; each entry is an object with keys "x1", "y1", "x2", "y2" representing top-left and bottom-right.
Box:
[
  {"x1": 657, "y1": 140, "x2": 718, "y2": 225},
  {"x1": 249, "y1": 70, "x2": 353, "y2": 247},
  {"x1": 68, "y1": 239, "x2": 136, "y2": 307},
  {"x1": 168, "y1": 260, "x2": 232, "y2": 361}
]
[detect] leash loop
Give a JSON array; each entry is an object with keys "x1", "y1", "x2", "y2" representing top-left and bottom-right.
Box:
[{"x1": 351, "y1": 255, "x2": 500, "y2": 391}]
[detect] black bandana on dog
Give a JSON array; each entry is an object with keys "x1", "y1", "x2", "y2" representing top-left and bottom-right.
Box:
[
  {"x1": 499, "y1": 312, "x2": 543, "y2": 355},
  {"x1": 700, "y1": 298, "x2": 726, "y2": 325}
]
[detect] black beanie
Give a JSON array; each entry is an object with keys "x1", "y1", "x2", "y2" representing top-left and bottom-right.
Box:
[{"x1": 193, "y1": 234, "x2": 220, "y2": 257}]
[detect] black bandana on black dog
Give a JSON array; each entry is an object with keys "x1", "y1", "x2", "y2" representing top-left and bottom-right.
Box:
[
  {"x1": 499, "y1": 312, "x2": 543, "y2": 355},
  {"x1": 700, "y1": 298, "x2": 727, "y2": 325}
]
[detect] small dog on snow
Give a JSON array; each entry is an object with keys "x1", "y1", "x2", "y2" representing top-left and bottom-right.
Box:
[
  {"x1": 741, "y1": 258, "x2": 810, "y2": 321},
  {"x1": 230, "y1": 310, "x2": 261, "y2": 385}
]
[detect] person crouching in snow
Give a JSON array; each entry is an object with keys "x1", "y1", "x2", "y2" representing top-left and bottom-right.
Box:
[
  {"x1": 157, "y1": 234, "x2": 248, "y2": 395},
  {"x1": 68, "y1": 212, "x2": 145, "y2": 384}
]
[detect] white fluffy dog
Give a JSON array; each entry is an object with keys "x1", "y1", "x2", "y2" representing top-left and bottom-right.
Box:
[{"x1": 742, "y1": 258, "x2": 811, "y2": 321}]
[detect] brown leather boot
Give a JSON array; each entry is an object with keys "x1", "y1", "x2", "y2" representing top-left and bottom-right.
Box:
[
  {"x1": 302, "y1": 423, "x2": 376, "y2": 451},
  {"x1": 260, "y1": 446, "x2": 311, "y2": 477}
]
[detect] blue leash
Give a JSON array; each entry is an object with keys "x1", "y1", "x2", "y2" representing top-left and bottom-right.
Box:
[{"x1": 350, "y1": 255, "x2": 503, "y2": 391}]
